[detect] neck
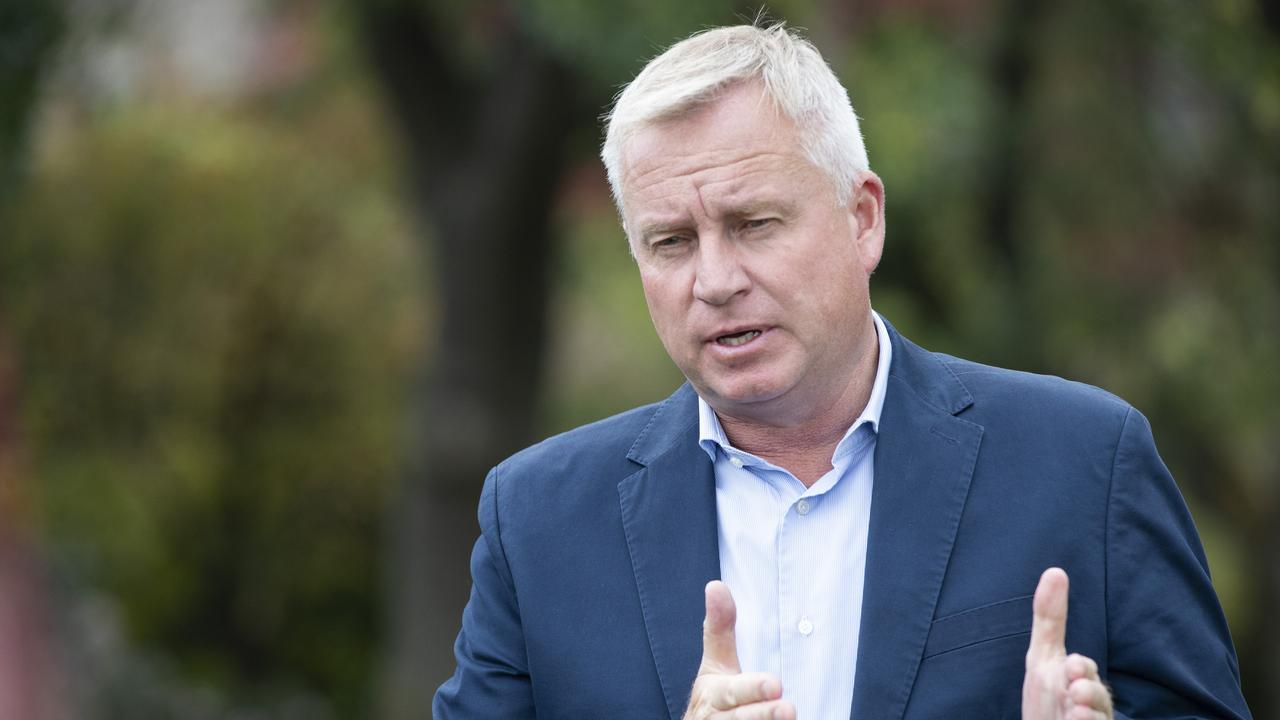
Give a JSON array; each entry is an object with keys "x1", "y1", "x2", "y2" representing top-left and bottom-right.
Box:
[{"x1": 715, "y1": 324, "x2": 881, "y2": 487}]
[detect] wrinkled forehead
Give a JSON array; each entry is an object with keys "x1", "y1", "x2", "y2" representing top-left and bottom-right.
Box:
[
  {"x1": 623, "y1": 150, "x2": 811, "y2": 219},
  {"x1": 616, "y1": 82, "x2": 815, "y2": 209}
]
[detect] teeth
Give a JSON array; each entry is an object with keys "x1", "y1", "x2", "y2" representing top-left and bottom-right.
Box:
[{"x1": 718, "y1": 330, "x2": 761, "y2": 347}]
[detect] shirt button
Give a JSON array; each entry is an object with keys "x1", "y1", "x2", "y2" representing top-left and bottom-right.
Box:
[
  {"x1": 797, "y1": 617, "x2": 814, "y2": 636},
  {"x1": 729, "y1": 456, "x2": 744, "y2": 468},
  {"x1": 796, "y1": 499, "x2": 811, "y2": 515}
]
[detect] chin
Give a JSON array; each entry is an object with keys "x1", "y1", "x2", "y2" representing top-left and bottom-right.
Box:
[{"x1": 700, "y1": 376, "x2": 791, "y2": 411}]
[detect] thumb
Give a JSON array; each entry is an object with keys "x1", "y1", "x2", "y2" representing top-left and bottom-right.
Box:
[
  {"x1": 1027, "y1": 567, "x2": 1069, "y2": 666},
  {"x1": 700, "y1": 580, "x2": 741, "y2": 674}
]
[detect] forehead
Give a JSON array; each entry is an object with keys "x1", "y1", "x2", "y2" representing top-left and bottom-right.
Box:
[{"x1": 619, "y1": 83, "x2": 825, "y2": 220}]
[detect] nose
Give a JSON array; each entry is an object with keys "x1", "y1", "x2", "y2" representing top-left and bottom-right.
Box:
[{"x1": 692, "y1": 235, "x2": 751, "y2": 306}]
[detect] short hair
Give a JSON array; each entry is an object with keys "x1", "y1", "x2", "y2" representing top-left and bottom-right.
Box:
[{"x1": 601, "y1": 23, "x2": 869, "y2": 218}]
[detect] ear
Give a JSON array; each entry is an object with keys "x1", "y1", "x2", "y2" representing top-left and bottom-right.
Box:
[{"x1": 848, "y1": 171, "x2": 885, "y2": 274}]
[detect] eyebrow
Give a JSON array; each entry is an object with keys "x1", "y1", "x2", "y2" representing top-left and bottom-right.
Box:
[
  {"x1": 635, "y1": 216, "x2": 692, "y2": 244},
  {"x1": 632, "y1": 197, "x2": 798, "y2": 243},
  {"x1": 725, "y1": 198, "x2": 796, "y2": 219}
]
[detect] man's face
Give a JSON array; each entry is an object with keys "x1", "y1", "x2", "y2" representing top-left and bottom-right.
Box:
[{"x1": 619, "y1": 81, "x2": 885, "y2": 425}]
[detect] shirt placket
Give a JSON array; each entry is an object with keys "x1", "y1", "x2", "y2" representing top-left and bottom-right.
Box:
[{"x1": 776, "y1": 481, "x2": 815, "y2": 700}]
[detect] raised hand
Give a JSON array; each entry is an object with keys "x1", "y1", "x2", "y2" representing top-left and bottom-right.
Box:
[
  {"x1": 1023, "y1": 568, "x2": 1114, "y2": 720},
  {"x1": 684, "y1": 581, "x2": 796, "y2": 720}
]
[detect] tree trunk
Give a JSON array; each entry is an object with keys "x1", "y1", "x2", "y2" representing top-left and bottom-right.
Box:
[
  {"x1": 350, "y1": 4, "x2": 587, "y2": 717},
  {"x1": 0, "y1": 5, "x2": 67, "y2": 714}
]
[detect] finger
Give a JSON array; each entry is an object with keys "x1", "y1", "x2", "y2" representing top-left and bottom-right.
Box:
[
  {"x1": 1065, "y1": 653, "x2": 1099, "y2": 682},
  {"x1": 701, "y1": 581, "x2": 741, "y2": 674},
  {"x1": 1065, "y1": 707, "x2": 1108, "y2": 720},
  {"x1": 768, "y1": 700, "x2": 796, "y2": 720},
  {"x1": 1027, "y1": 567, "x2": 1069, "y2": 667},
  {"x1": 709, "y1": 698, "x2": 796, "y2": 720},
  {"x1": 1068, "y1": 677, "x2": 1112, "y2": 712},
  {"x1": 707, "y1": 672, "x2": 781, "y2": 710}
]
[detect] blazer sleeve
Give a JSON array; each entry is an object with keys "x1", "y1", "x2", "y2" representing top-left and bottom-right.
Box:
[
  {"x1": 1105, "y1": 407, "x2": 1252, "y2": 719},
  {"x1": 433, "y1": 467, "x2": 536, "y2": 719}
]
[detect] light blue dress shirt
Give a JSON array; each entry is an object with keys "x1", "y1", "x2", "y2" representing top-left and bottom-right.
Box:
[{"x1": 698, "y1": 312, "x2": 891, "y2": 720}]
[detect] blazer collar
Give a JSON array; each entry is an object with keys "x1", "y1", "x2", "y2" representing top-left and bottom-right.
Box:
[
  {"x1": 881, "y1": 317, "x2": 974, "y2": 416},
  {"x1": 620, "y1": 383, "x2": 719, "y2": 720},
  {"x1": 626, "y1": 383, "x2": 701, "y2": 466},
  {"x1": 851, "y1": 320, "x2": 983, "y2": 720}
]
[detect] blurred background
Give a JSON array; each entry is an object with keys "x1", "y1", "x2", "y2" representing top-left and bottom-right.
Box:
[{"x1": 0, "y1": 0, "x2": 1276, "y2": 718}]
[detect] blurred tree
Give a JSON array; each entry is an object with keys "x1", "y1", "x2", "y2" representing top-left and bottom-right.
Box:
[
  {"x1": 0, "y1": 2, "x2": 65, "y2": 719},
  {"x1": 848, "y1": 0, "x2": 1279, "y2": 712},
  {"x1": 0, "y1": 0, "x2": 62, "y2": 199},
  {"x1": 1, "y1": 93, "x2": 422, "y2": 715},
  {"x1": 345, "y1": 5, "x2": 583, "y2": 714}
]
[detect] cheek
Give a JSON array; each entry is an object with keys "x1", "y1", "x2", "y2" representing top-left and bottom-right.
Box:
[
  {"x1": 792, "y1": 258, "x2": 866, "y2": 322},
  {"x1": 639, "y1": 276, "x2": 684, "y2": 333}
]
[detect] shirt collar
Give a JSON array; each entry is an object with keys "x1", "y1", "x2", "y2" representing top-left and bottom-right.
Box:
[{"x1": 698, "y1": 311, "x2": 893, "y2": 461}]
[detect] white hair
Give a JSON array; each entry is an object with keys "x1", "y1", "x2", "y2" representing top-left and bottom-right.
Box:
[{"x1": 601, "y1": 23, "x2": 869, "y2": 217}]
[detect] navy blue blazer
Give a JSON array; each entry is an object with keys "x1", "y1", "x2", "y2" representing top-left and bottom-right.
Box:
[{"x1": 434, "y1": 323, "x2": 1250, "y2": 719}]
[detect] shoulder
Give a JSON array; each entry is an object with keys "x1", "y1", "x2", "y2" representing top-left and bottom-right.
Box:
[
  {"x1": 883, "y1": 320, "x2": 1134, "y2": 433},
  {"x1": 935, "y1": 352, "x2": 1133, "y2": 429},
  {"x1": 484, "y1": 390, "x2": 687, "y2": 519},
  {"x1": 498, "y1": 399, "x2": 660, "y2": 478}
]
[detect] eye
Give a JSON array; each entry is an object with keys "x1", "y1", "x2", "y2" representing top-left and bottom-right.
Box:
[
  {"x1": 651, "y1": 235, "x2": 689, "y2": 252},
  {"x1": 741, "y1": 218, "x2": 774, "y2": 232}
]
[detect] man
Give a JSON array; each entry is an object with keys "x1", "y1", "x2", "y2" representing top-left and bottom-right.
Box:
[{"x1": 434, "y1": 24, "x2": 1250, "y2": 720}]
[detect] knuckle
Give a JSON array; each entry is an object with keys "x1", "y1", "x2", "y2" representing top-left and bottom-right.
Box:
[{"x1": 686, "y1": 677, "x2": 722, "y2": 717}]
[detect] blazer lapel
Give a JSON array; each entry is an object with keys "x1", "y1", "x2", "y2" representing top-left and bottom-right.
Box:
[
  {"x1": 618, "y1": 385, "x2": 720, "y2": 720},
  {"x1": 851, "y1": 326, "x2": 984, "y2": 720}
]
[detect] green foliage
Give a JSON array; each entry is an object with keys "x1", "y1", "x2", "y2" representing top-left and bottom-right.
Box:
[
  {"x1": 846, "y1": 3, "x2": 1280, "y2": 684},
  {"x1": 1, "y1": 94, "x2": 423, "y2": 715},
  {"x1": 541, "y1": 210, "x2": 685, "y2": 432},
  {"x1": 521, "y1": 0, "x2": 752, "y2": 85},
  {"x1": 841, "y1": 16, "x2": 999, "y2": 354}
]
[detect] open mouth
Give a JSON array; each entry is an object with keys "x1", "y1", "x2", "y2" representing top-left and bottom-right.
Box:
[{"x1": 716, "y1": 329, "x2": 762, "y2": 347}]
